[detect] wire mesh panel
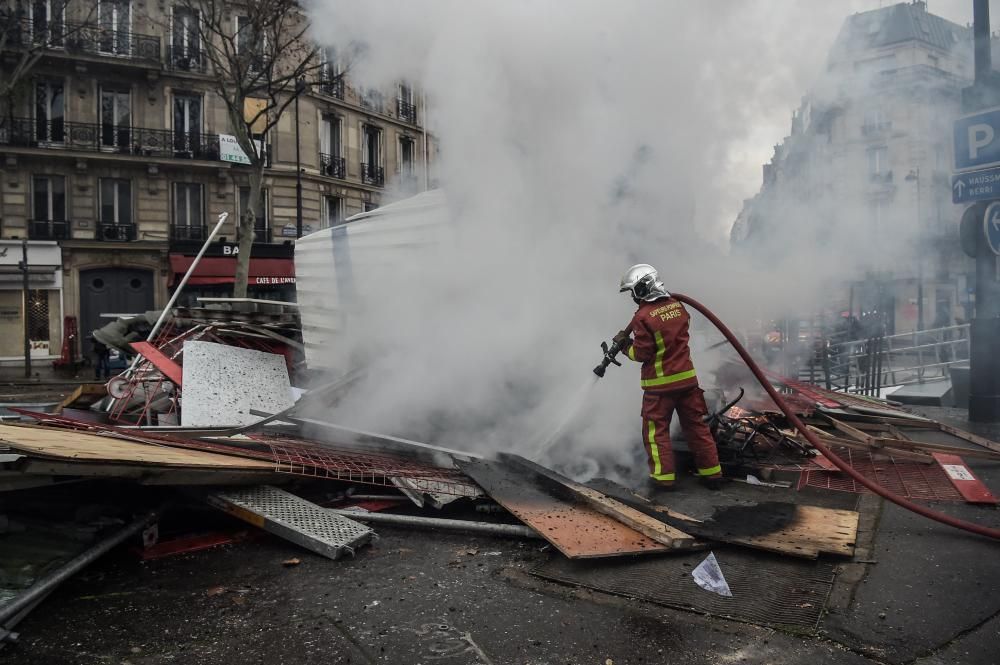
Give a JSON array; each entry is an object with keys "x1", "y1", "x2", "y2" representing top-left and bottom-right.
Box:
[{"x1": 797, "y1": 446, "x2": 964, "y2": 502}]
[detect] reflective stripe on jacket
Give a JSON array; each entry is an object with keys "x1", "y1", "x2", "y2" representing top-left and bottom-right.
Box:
[{"x1": 625, "y1": 297, "x2": 698, "y2": 392}]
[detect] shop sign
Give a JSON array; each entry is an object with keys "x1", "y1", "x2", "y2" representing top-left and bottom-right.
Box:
[{"x1": 252, "y1": 276, "x2": 296, "y2": 285}]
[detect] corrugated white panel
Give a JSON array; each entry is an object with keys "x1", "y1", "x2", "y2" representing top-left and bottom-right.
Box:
[{"x1": 295, "y1": 190, "x2": 449, "y2": 372}]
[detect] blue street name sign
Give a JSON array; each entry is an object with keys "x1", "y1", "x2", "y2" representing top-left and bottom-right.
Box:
[
  {"x1": 955, "y1": 107, "x2": 1000, "y2": 172},
  {"x1": 952, "y1": 167, "x2": 1000, "y2": 204},
  {"x1": 984, "y1": 202, "x2": 1000, "y2": 256}
]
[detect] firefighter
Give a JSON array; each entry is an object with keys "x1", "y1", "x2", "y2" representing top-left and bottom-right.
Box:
[{"x1": 615, "y1": 264, "x2": 724, "y2": 491}]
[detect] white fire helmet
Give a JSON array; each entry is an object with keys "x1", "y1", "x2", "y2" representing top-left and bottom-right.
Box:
[{"x1": 619, "y1": 264, "x2": 669, "y2": 302}]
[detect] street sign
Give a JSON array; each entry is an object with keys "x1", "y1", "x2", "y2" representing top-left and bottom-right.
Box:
[
  {"x1": 955, "y1": 107, "x2": 1000, "y2": 171},
  {"x1": 984, "y1": 202, "x2": 1000, "y2": 255},
  {"x1": 952, "y1": 167, "x2": 1000, "y2": 203}
]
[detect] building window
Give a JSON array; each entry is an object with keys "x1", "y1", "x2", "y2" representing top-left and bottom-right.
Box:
[
  {"x1": 172, "y1": 182, "x2": 204, "y2": 240},
  {"x1": 98, "y1": 0, "x2": 131, "y2": 56},
  {"x1": 100, "y1": 86, "x2": 131, "y2": 151},
  {"x1": 171, "y1": 6, "x2": 201, "y2": 69},
  {"x1": 31, "y1": 175, "x2": 68, "y2": 240},
  {"x1": 361, "y1": 124, "x2": 384, "y2": 186},
  {"x1": 235, "y1": 15, "x2": 266, "y2": 71},
  {"x1": 239, "y1": 186, "x2": 269, "y2": 242},
  {"x1": 867, "y1": 146, "x2": 890, "y2": 182},
  {"x1": 27, "y1": 289, "x2": 50, "y2": 343},
  {"x1": 397, "y1": 83, "x2": 416, "y2": 123},
  {"x1": 398, "y1": 136, "x2": 415, "y2": 175},
  {"x1": 322, "y1": 195, "x2": 342, "y2": 228},
  {"x1": 320, "y1": 47, "x2": 343, "y2": 98},
  {"x1": 319, "y1": 115, "x2": 344, "y2": 178},
  {"x1": 98, "y1": 178, "x2": 134, "y2": 240},
  {"x1": 363, "y1": 201, "x2": 379, "y2": 213},
  {"x1": 34, "y1": 78, "x2": 64, "y2": 143},
  {"x1": 30, "y1": 0, "x2": 65, "y2": 47},
  {"x1": 172, "y1": 92, "x2": 202, "y2": 156}
]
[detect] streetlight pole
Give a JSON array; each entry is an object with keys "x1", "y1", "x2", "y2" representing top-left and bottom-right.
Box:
[
  {"x1": 294, "y1": 78, "x2": 306, "y2": 238},
  {"x1": 906, "y1": 168, "x2": 923, "y2": 331}
]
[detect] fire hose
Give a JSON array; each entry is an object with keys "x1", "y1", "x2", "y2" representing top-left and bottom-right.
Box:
[
  {"x1": 592, "y1": 291, "x2": 1000, "y2": 539},
  {"x1": 667, "y1": 292, "x2": 1000, "y2": 541}
]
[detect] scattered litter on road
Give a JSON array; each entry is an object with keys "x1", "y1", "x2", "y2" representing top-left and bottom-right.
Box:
[{"x1": 691, "y1": 552, "x2": 733, "y2": 597}]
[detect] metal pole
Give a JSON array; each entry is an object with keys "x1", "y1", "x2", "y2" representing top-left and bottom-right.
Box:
[
  {"x1": 421, "y1": 90, "x2": 429, "y2": 190},
  {"x1": 327, "y1": 509, "x2": 540, "y2": 539},
  {"x1": 916, "y1": 171, "x2": 924, "y2": 332},
  {"x1": 0, "y1": 511, "x2": 159, "y2": 624},
  {"x1": 974, "y1": 0, "x2": 991, "y2": 83},
  {"x1": 19, "y1": 240, "x2": 30, "y2": 378},
  {"x1": 295, "y1": 79, "x2": 303, "y2": 238}
]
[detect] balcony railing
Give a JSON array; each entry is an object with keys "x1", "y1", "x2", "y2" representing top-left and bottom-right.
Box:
[
  {"x1": 29, "y1": 219, "x2": 70, "y2": 241},
  {"x1": 319, "y1": 76, "x2": 345, "y2": 100},
  {"x1": 97, "y1": 221, "x2": 136, "y2": 242},
  {"x1": 319, "y1": 153, "x2": 345, "y2": 179},
  {"x1": 869, "y1": 170, "x2": 894, "y2": 184},
  {"x1": 6, "y1": 17, "x2": 161, "y2": 62},
  {"x1": 397, "y1": 98, "x2": 417, "y2": 124},
  {"x1": 360, "y1": 163, "x2": 385, "y2": 186},
  {"x1": 171, "y1": 225, "x2": 207, "y2": 242},
  {"x1": 0, "y1": 118, "x2": 221, "y2": 161},
  {"x1": 165, "y1": 45, "x2": 206, "y2": 72}
]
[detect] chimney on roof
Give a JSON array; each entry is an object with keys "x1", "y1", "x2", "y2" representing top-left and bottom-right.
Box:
[{"x1": 912, "y1": 0, "x2": 927, "y2": 11}]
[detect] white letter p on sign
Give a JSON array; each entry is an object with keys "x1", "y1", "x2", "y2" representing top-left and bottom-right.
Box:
[{"x1": 969, "y1": 123, "x2": 995, "y2": 160}]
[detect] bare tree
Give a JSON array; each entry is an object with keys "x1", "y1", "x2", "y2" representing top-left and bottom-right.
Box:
[
  {"x1": 0, "y1": 0, "x2": 97, "y2": 118},
  {"x1": 167, "y1": 0, "x2": 341, "y2": 297}
]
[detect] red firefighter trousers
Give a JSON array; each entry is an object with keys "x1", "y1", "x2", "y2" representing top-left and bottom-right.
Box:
[{"x1": 640, "y1": 387, "x2": 722, "y2": 483}]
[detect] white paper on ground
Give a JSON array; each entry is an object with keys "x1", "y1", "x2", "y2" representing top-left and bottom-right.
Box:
[
  {"x1": 745, "y1": 474, "x2": 763, "y2": 485},
  {"x1": 691, "y1": 551, "x2": 733, "y2": 597}
]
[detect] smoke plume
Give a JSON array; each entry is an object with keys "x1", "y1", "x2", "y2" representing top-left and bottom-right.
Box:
[{"x1": 301, "y1": 1, "x2": 974, "y2": 468}]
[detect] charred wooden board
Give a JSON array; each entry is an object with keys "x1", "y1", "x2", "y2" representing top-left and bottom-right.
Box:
[
  {"x1": 458, "y1": 458, "x2": 672, "y2": 559},
  {"x1": 586, "y1": 479, "x2": 859, "y2": 559}
]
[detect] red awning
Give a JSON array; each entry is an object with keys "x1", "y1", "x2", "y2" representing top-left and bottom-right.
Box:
[{"x1": 168, "y1": 255, "x2": 296, "y2": 287}]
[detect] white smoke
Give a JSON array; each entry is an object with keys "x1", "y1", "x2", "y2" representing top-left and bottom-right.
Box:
[{"x1": 301, "y1": 1, "x2": 974, "y2": 462}]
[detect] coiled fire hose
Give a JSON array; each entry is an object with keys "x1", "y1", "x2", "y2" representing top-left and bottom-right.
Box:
[{"x1": 672, "y1": 292, "x2": 1000, "y2": 541}]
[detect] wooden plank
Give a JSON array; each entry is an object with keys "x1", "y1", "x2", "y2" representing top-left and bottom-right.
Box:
[
  {"x1": 457, "y1": 458, "x2": 671, "y2": 559},
  {"x1": 498, "y1": 454, "x2": 696, "y2": 549},
  {"x1": 789, "y1": 428, "x2": 935, "y2": 464},
  {"x1": 931, "y1": 453, "x2": 999, "y2": 505},
  {"x1": 131, "y1": 341, "x2": 184, "y2": 386},
  {"x1": 936, "y1": 422, "x2": 1000, "y2": 455},
  {"x1": 822, "y1": 415, "x2": 876, "y2": 445},
  {"x1": 872, "y1": 436, "x2": 1000, "y2": 461},
  {"x1": 0, "y1": 424, "x2": 274, "y2": 470}
]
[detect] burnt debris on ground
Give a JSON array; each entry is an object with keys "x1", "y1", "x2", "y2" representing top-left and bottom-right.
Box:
[{"x1": 1, "y1": 301, "x2": 999, "y2": 662}]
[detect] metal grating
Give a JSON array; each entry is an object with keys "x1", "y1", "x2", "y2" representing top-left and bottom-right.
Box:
[
  {"x1": 797, "y1": 446, "x2": 964, "y2": 501},
  {"x1": 210, "y1": 485, "x2": 373, "y2": 560},
  {"x1": 258, "y1": 435, "x2": 482, "y2": 498}
]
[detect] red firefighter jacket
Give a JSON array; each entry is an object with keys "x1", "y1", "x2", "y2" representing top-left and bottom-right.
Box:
[{"x1": 625, "y1": 296, "x2": 698, "y2": 392}]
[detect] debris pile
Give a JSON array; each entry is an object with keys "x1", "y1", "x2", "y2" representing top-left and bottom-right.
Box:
[{"x1": 1, "y1": 301, "x2": 999, "y2": 646}]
